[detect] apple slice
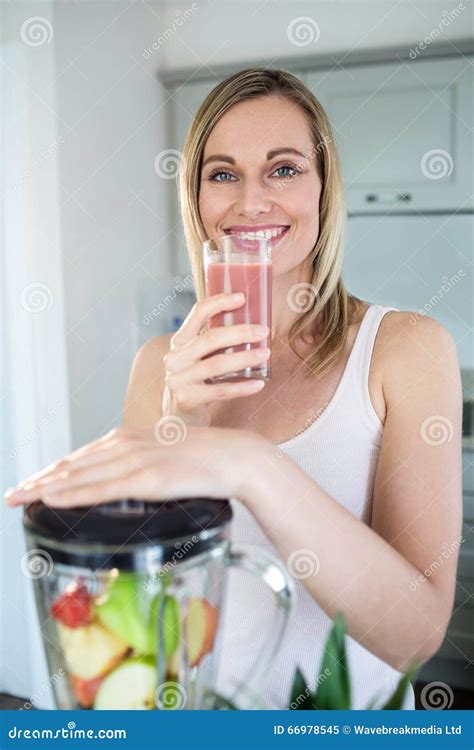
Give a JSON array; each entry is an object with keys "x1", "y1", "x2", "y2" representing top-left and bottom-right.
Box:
[
  {"x1": 57, "y1": 621, "x2": 129, "y2": 681},
  {"x1": 95, "y1": 574, "x2": 180, "y2": 658},
  {"x1": 70, "y1": 674, "x2": 104, "y2": 709},
  {"x1": 94, "y1": 574, "x2": 150, "y2": 653},
  {"x1": 94, "y1": 657, "x2": 156, "y2": 710},
  {"x1": 186, "y1": 597, "x2": 218, "y2": 668},
  {"x1": 150, "y1": 594, "x2": 181, "y2": 659}
]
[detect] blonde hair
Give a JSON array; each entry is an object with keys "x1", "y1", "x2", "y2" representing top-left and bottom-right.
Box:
[{"x1": 178, "y1": 68, "x2": 360, "y2": 378}]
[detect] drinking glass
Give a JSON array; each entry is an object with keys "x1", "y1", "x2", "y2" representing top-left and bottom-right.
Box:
[{"x1": 203, "y1": 233, "x2": 272, "y2": 382}]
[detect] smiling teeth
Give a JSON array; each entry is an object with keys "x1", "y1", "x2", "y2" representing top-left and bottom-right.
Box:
[{"x1": 234, "y1": 227, "x2": 287, "y2": 240}]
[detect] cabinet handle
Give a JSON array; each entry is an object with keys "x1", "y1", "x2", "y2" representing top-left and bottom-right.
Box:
[{"x1": 365, "y1": 192, "x2": 412, "y2": 204}]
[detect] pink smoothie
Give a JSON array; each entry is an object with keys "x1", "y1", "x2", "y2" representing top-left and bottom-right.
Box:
[{"x1": 205, "y1": 261, "x2": 272, "y2": 356}]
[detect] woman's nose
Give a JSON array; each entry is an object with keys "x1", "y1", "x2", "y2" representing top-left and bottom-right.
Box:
[{"x1": 233, "y1": 178, "x2": 273, "y2": 218}]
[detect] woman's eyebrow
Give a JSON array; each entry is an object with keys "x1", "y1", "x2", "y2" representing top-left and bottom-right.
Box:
[{"x1": 202, "y1": 147, "x2": 306, "y2": 169}]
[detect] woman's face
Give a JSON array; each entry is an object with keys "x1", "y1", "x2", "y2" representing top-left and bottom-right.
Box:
[{"x1": 199, "y1": 95, "x2": 322, "y2": 278}]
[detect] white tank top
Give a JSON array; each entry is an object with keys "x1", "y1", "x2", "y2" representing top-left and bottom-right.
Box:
[{"x1": 215, "y1": 303, "x2": 416, "y2": 710}]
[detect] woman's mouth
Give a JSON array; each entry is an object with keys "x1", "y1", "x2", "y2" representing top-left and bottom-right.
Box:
[{"x1": 223, "y1": 225, "x2": 290, "y2": 251}]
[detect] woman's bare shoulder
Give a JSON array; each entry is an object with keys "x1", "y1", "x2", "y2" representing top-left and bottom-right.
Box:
[
  {"x1": 366, "y1": 307, "x2": 459, "y2": 425},
  {"x1": 123, "y1": 333, "x2": 173, "y2": 429},
  {"x1": 135, "y1": 333, "x2": 173, "y2": 366},
  {"x1": 374, "y1": 310, "x2": 459, "y2": 397}
]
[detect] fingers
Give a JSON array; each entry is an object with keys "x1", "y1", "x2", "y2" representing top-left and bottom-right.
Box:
[
  {"x1": 16, "y1": 451, "x2": 147, "y2": 500},
  {"x1": 4, "y1": 428, "x2": 146, "y2": 505},
  {"x1": 15, "y1": 441, "x2": 124, "y2": 492},
  {"x1": 169, "y1": 324, "x2": 269, "y2": 371},
  {"x1": 162, "y1": 379, "x2": 265, "y2": 413},
  {"x1": 192, "y1": 347, "x2": 270, "y2": 383},
  {"x1": 13, "y1": 429, "x2": 120, "y2": 488},
  {"x1": 170, "y1": 293, "x2": 245, "y2": 346},
  {"x1": 40, "y1": 472, "x2": 149, "y2": 508}
]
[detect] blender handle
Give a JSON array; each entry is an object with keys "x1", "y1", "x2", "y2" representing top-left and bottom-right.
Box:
[{"x1": 224, "y1": 545, "x2": 295, "y2": 707}]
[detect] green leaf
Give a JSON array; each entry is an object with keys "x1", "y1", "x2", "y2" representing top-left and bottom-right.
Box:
[
  {"x1": 289, "y1": 668, "x2": 316, "y2": 710},
  {"x1": 312, "y1": 613, "x2": 351, "y2": 710},
  {"x1": 380, "y1": 665, "x2": 419, "y2": 710}
]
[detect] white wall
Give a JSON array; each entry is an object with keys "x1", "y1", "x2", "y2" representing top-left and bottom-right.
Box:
[
  {"x1": 1, "y1": 0, "x2": 71, "y2": 703},
  {"x1": 53, "y1": 0, "x2": 172, "y2": 447},
  {"x1": 157, "y1": 0, "x2": 470, "y2": 72}
]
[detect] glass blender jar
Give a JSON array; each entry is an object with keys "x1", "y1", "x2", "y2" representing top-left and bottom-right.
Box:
[{"x1": 23, "y1": 497, "x2": 294, "y2": 710}]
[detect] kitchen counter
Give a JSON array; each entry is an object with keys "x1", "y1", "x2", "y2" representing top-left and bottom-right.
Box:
[{"x1": 0, "y1": 693, "x2": 32, "y2": 710}]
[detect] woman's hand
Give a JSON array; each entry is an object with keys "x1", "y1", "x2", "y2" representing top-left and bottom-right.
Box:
[
  {"x1": 4, "y1": 425, "x2": 269, "y2": 509},
  {"x1": 162, "y1": 292, "x2": 271, "y2": 427}
]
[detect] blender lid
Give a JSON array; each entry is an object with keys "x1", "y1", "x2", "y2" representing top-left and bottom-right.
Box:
[{"x1": 23, "y1": 497, "x2": 232, "y2": 546}]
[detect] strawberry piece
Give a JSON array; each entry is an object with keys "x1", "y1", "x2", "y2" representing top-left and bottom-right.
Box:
[{"x1": 51, "y1": 583, "x2": 94, "y2": 628}]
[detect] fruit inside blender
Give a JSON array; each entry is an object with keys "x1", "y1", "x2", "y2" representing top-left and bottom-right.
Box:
[{"x1": 49, "y1": 571, "x2": 218, "y2": 710}]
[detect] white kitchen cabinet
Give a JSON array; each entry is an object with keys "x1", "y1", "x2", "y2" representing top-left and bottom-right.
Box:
[
  {"x1": 307, "y1": 56, "x2": 473, "y2": 214},
  {"x1": 172, "y1": 79, "x2": 220, "y2": 155},
  {"x1": 343, "y1": 213, "x2": 473, "y2": 370}
]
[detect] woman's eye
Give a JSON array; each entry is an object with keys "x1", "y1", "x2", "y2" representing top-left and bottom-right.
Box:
[
  {"x1": 206, "y1": 164, "x2": 302, "y2": 183},
  {"x1": 272, "y1": 164, "x2": 300, "y2": 178},
  {"x1": 207, "y1": 170, "x2": 235, "y2": 182}
]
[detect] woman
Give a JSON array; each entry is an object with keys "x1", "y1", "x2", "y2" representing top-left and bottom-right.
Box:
[{"x1": 6, "y1": 69, "x2": 462, "y2": 710}]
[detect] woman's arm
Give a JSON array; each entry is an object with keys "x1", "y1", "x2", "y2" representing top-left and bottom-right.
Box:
[
  {"x1": 237, "y1": 314, "x2": 463, "y2": 671},
  {"x1": 123, "y1": 335, "x2": 170, "y2": 433}
]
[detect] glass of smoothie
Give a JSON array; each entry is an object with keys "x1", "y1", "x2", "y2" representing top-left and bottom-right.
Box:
[{"x1": 203, "y1": 233, "x2": 272, "y2": 382}]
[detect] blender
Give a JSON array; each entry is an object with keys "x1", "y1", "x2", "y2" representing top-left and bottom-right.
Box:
[{"x1": 23, "y1": 497, "x2": 294, "y2": 710}]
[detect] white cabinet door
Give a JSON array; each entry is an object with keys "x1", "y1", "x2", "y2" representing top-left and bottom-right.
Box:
[
  {"x1": 307, "y1": 57, "x2": 473, "y2": 214},
  {"x1": 172, "y1": 79, "x2": 219, "y2": 154},
  {"x1": 343, "y1": 213, "x2": 473, "y2": 369}
]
